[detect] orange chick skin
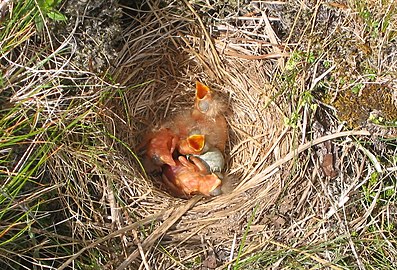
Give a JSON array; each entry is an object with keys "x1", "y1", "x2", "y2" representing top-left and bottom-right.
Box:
[
  {"x1": 162, "y1": 155, "x2": 222, "y2": 198},
  {"x1": 139, "y1": 128, "x2": 178, "y2": 173}
]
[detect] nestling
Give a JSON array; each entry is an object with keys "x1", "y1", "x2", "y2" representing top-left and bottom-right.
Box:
[
  {"x1": 138, "y1": 81, "x2": 228, "y2": 198},
  {"x1": 191, "y1": 81, "x2": 228, "y2": 152},
  {"x1": 166, "y1": 81, "x2": 228, "y2": 153},
  {"x1": 139, "y1": 128, "x2": 178, "y2": 173},
  {"x1": 161, "y1": 155, "x2": 222, "y2": 198}
]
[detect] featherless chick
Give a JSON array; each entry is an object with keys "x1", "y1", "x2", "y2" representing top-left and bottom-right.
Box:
[
  {"x1": 161, "y1": 155, "x2": 222, "y2": 198},
  {"x1": 139, "y1": 128, "x2": 178, "y2": 173}
]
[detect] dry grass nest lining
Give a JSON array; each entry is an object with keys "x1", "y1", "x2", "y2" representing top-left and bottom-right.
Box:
[{"x1": 109, "y1": 3, "x2": 287, "y2": 238}]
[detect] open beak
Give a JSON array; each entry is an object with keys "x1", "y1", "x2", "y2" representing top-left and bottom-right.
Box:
[
  {"x1": 187, "y1": 134, "x2": 205, "y2": 152},
  {"x1": 196, "y1": 81, "x2": 210, "y2": 99},
  {"x1": 195, "y1": 81, "x2": 212, "y2": 113},
  {"x1": 178, "y1": 134, "x2": 206, "y2": 155}
]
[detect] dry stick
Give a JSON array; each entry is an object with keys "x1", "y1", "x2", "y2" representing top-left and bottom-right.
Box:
[
  {"x1": 223, "y1": 51, "x2": 289, "y2": 60},
  {"x1": 170, "y1": 224, "x2": 209, "y2": 253},
  {"x1": 116, "y1": 195, "x2": 203, "y2": 270},
  {"x1": 133, "y1": 230, "x2": 151, "y2": 270},
  {"x1": 181, "y1": 0, "x2": 225, "y2": 80},
  {"x1": 260, "y1": 9, "x2": 285, "y2": 68},
  {"x1": 181, "y1": 0, "x2": 221, "y2": 67},
  {"x1": 236, "y1": 129, "x2": 372, "y2": 191},
  {"x1": 243, "y1": 126, "x2": 289, "y2": 181},
  {"x1": 58, "y1": 209, "x2": 172, "y2": 270},
  {"x1": 227, "y1": 233, "x2": 237, "y2": 270},
  {"x1": 179, "y1": 35, "x2": 216, "y2": 79},
  {"x1": 107, "y1": 178, "x2": 119, "y2": 228},
  {"x1": 145, "y1": 0, "x2": 178, "y2": 49}
]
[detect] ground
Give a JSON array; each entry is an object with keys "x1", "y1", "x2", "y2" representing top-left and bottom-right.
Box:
[{"x1": 0, "y1": 0, "x2": 396, "y2": 269}]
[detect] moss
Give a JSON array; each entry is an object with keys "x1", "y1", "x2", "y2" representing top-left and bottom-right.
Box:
[{"x1": 333, "y1": 84, "x2": 397, "y2": 128}]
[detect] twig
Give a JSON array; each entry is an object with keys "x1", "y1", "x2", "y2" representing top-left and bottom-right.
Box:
[
  {"x1": 58, "y1": 210, "x2": 172, "y2": 270},
  {"x1": 236, "y1": 129, "x2": 371, "y2": 191},
  {"x1": 181, "y1": 0, "x2": 223, "y2": 75},
  {"x1": 116, "y1": 196, "x2": 203, "y2": 270},
  {"x1": 227, "y1": 233, "x2": 237, "y2": 270},
  {"x1": 133, "y1": 230, "x2": 151, "y2": 270}
]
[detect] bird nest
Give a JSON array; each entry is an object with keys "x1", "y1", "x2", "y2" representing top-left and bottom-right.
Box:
[
  {"x1": 102, "y1": 1, "x2": 289, "y2": 266},
  {"x1": 48, "y1": 1, "x2": 385, "y2": 269}
]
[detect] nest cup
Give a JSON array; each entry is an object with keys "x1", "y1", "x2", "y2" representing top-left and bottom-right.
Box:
[{"x1": 108, "y1": 1, "x2": 288, "y2": 263}]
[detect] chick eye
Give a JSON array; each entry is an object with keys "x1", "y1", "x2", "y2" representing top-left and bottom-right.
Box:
[
  {"x1": 152, "y1": 155, "x2": 162, "y2": 165},
  {"x1": 209, "y1": 186, "x2": 222, "y2": 196},
  {"x1": 198, "y1": 100, "x2": 209, "y2": 112}
]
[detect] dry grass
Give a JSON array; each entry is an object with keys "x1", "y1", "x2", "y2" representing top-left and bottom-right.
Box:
[
  {"x1": 102, "y1": 1, "x2": 289, "y2": 266},
  {"x1": 1, "y1": 0, "x2": 397, "y2": 269}
]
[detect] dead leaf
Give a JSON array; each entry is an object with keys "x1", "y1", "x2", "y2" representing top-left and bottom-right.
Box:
[{"x1": 321, "y1": 153, "x2": 338, "y2": 178}]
